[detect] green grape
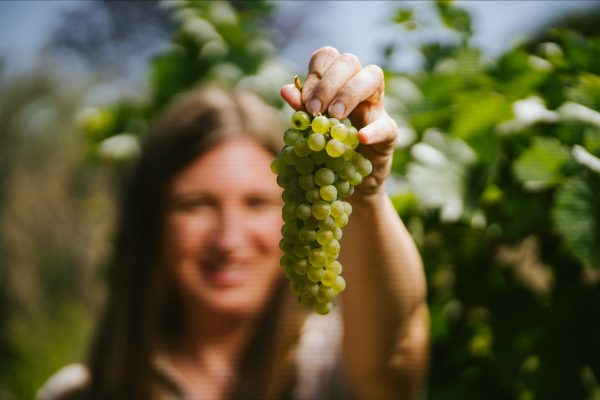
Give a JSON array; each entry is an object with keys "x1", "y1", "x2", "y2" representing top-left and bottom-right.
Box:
[
  {"x1": 349, "y1": 171, "x2": 363, "y2": 186},
  {"x1": 330, "y1": 123, "x2": 348, "y2": 141},
  {"x1": 321, "y1": 270, "x2": 338, "y2": 288},
  {"x1": 311, "y1": 115, "x2": 331, "y2": 133},
  {"x1": 283, "y1": 128, "x2": 302, "y2": 145},
  {"x1": 281, "y1": 146, "x2": 298, "y2": 165},
  {"x1": 294, "y1": 138, "x2": 312, "y2": 157},
  {"x1": 319, "y1": 185, "x2": 337, "y2": 202},
  {"x1": 276, "y1": 174, "x2": 290, "y2": 189},
  {"x1": 326, "y1": 139, "x2": 345, "y2": 157},
  {"x1": 333, "y1": 227, "x2": 343, "y2": 241},
  {"x1": 307, "y1": 266, "x2": 324, "y2": 282},
  {"x1": 298, "y1": 227, "x2": 317, "y2": 244},
  {"x1": 342, "y1": 145, "x2": 355, "y2": 161},
  {"x1": 333, "y1": 180, "x2": 351, "y2": 198},
  {"x1": 334, "y1": 213, "x2": 349, "y2": 228},
  {"x1": 311, "y1": 201, "x2": 331, "y2": 220},
  {"x1": 345, "y1": 126, "x2": 359, "y2": 148},
  {"x1": 331, "y1": 275, "x2": 346, "y2": 294},
  {"x1": 307, "y1": 133, "x2": 326, "y2": 151},
  {"x1": 281, "y1": 202, "x2": 296, "y2": 222},
  {"x1": 294, "y1": 258, "x2": 310, "y2": 275},
  {"x1": 281, "y1": 265, "x2": 295, "y2": 279},
  {"x1": 273, "y1": 107, "x2": 372, "y2": 315},
  {"x1": 313, "y1": 301, "x2": 332, "y2": 315},
  {"x1": 270, "y1": 158, "x2": 282, "y2": 174},
  {"x1": 316, "y1": 229, "x2": 334, "y2": 245},
  {"x1": 296, "y1": 203, "x2": 313, "y2": 220},
  {"x1": 282, "y1": 188, "x2": 300, "y2": 203},
  {"x1": 355, "y1": 156, "x2": 373, "y2": 177},
  {"x1": 343, "y1": 201, "x2": 353, "y2": 215},
  {"x1": 298, "y1": 174, "x2": 315, "y2": 191},
  {"x1": 306, "y1": 188, "x2": 321, "y2": 204},
  {"x1": 325, "y1": 156, "x2": 346, "y2": 172},
  {"x1": 326, "y1": 260, "x2": 343, "y2": 275},
  {"x1": 281, "y1": 223, "x2": 299, "y2": 239},
  {"x1": 308, "y1": 249, "x2": 327, "y2": 266},
  {"x1": 315, "y1": 168, "x2": 335, "y2": 186},
  {"x1": 311, "y1": 150, "x2": 328, "y2": 165},
  {"x1": 303, "y1": 217, "x2": 320, "y2": 230},
  {"x1": 295, "y1": 157, "x2": 315, "y2": 175},
  {"x1": 291, "y1": 111, "x2": 310, "y2": 130},
  {"x1": 302, "y1": 282, "x2": 320, "y2": 297},
  {"x1": 330, "y1": 201, "x2": 345, "y2": 218},
  {"x1": 318, "y1": 216, "x2": 336, "y2": 231},
  {"x1": 339, "y1": 163, "x2": 355, "y2": 181},
  {"x1": 279, "y1": 238, "x2": 295, "y2": 254},
  {"x1": 293, "y1": 243, "x2": 311, "y2": 258},
  {"x1": 323, "y1": 239, "x2": 340, "y2": 256},
  {"x1": 316, "y1": 286, "x2": 334, "y2": 303},
  {"x1": 279, "y1": 254, "x2": 296, "y2": 269}
]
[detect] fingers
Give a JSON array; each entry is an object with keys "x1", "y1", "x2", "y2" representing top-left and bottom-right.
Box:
[
  {"x1": 327, "y1": 64, "x2": 384, "y2": 119},
  {"x1": 358, "y1": 115, "x2": 397, "y2": 150},
  {"x1": 305, "y1": 52, "x2": 361, "y2": 114},
  {"x1": 302, "y1": 46, "x2": 340, "y2": 105},
  {"x1": 280, "y1": 84, "x2": 304, "y2": 111}
]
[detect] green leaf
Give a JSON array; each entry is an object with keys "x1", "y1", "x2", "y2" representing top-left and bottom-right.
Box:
[
  {"x1": 512, "y1": 137, "x2": 570, "y2": 190},
  {"x1": 436, "y1": 1, "x2": 472, "y2": 37},
  {"x1": 450, "y1": 92, "x2": 511, "y2": 141},
  {"x1": 392, "y1": 8, "x2": 416, "y2": 30},
  {"x1": 393, "y1": 8, "x2": 413, "y2": 24},
  {"x1": 552, "y1": 176, "x2": 600, "y2": 268}
]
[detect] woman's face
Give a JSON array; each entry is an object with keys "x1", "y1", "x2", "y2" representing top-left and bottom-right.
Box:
[{"x1": 164, "y1": 137, "x2": 283, "y2": 317}]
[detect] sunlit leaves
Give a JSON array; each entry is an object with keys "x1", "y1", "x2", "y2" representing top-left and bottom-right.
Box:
[
  {"x1": 552, "y1": 176, "x2": 600, "y2": 269},
  {"x1": 513, "y1": 137, "x2": 570, "y2": 190}
]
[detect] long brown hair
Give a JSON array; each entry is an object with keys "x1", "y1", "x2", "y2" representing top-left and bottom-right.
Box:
[{"x1": 85, "y1": 86, "x2": 307, "y2": 399}]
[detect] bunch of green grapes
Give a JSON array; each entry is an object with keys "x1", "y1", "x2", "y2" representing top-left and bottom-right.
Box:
[{"x1": 271, "y1": 110, "x2": 372, "y2": 315}]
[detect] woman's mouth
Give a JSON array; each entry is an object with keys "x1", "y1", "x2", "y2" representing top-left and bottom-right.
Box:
[{"x1": 201, "y1": 262, "x2": 249, "y2": 288}]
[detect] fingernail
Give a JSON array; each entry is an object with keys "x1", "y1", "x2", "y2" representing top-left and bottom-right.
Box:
[
  {"x1": 308, "y1": 98, "x2": 321, "y2": 113},
  {"x1": 330, "y1": 102, "x2": 345, "y2": 118}
]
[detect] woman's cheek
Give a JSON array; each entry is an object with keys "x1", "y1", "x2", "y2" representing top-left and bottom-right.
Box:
[{"x1": 255, "y1": 211, "x2": 284, "y2": 250}]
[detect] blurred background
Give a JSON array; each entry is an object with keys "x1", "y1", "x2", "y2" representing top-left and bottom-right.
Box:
[{"x1": 1, "y1": 1, "x2": 599, "y2": 399}]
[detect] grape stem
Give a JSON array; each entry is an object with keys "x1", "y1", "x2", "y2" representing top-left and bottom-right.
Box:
[{"x1": 294, "y1": 75, "x2": 303, "y2": 91}]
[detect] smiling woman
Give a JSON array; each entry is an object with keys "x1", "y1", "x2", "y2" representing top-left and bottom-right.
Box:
[{"x1": 38, "y1": 48, "x2": 429, "y2": 400}]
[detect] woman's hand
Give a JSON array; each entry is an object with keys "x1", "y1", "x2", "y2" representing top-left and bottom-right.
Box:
[{"x1": 280, "y1": 46, "x2": 397, "y2": 197}]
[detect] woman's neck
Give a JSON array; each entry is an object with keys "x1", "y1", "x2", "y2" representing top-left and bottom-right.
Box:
[{"x1": 163, "y1": 305, "x2": 259, "y2": 400}]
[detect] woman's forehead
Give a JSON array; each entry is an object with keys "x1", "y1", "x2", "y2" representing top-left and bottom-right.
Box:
[{"x1": 170, "y1": 137, "x2": 279, "y2": 194}]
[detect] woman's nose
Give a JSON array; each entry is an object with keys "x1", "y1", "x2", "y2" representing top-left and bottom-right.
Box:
[{"x1": 214, "y1": 205, "x2": 247, "y2": 253}]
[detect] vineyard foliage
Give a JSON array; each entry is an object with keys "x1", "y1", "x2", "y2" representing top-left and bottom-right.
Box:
[
  {"x1": 2, "y1": 0, "x2": 599, "y2": 398},
  {"x1": 82, "y1": 1, "x2": 600, "y2": 398}
]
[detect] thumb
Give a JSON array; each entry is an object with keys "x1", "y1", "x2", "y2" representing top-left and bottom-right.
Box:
[{"x1": 280, "y1": 84, "x2": 305, "y2": 111}]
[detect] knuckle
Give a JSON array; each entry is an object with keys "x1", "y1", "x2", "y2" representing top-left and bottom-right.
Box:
[
  {"x1": 365, "y1": 64, "x2": 384, "y2": 80},
  {"x1": 339, "y1": 85, "x2": 358, "y2": 102},
  {"x1": 313, "y1": 46, "x2": 340, "y2": 60},
  {"x1": 314, "y1": 79, "x2": 334, "y2": 97},
  {"x1": 340, "y1": 53, "x2": 361, "y2": 69}
]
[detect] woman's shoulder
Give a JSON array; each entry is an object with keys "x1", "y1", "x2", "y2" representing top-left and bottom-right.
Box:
[{"x1": 36, "y1": 363, "x2": 89, "y2": 400}]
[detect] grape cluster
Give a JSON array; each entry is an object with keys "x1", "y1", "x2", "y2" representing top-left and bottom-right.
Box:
[{"x1": 271, "y1": 110, "x2": 372, "y2": 315}]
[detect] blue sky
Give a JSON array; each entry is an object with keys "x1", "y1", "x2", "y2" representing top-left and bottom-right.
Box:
[{"x1": 0, "y1": 0, "x2": 598, "y2": 74}]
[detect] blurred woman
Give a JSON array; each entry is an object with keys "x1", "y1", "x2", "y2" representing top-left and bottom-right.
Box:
[{"x1": 38, "y1": 47, "x2": 429, "y2": 400}]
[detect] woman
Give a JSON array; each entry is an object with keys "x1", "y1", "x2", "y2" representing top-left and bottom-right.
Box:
[{"x1": 38, "y1": 47, "x2": 429, "y2": 400}]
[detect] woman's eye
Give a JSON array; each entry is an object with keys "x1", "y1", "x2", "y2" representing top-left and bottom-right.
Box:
[
  {"x1": 246, "y1": 196, "x2": 279, "y2": 210},
  {"x1": 170, "y1": 197, "x2": 214, "y2": 213}
]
